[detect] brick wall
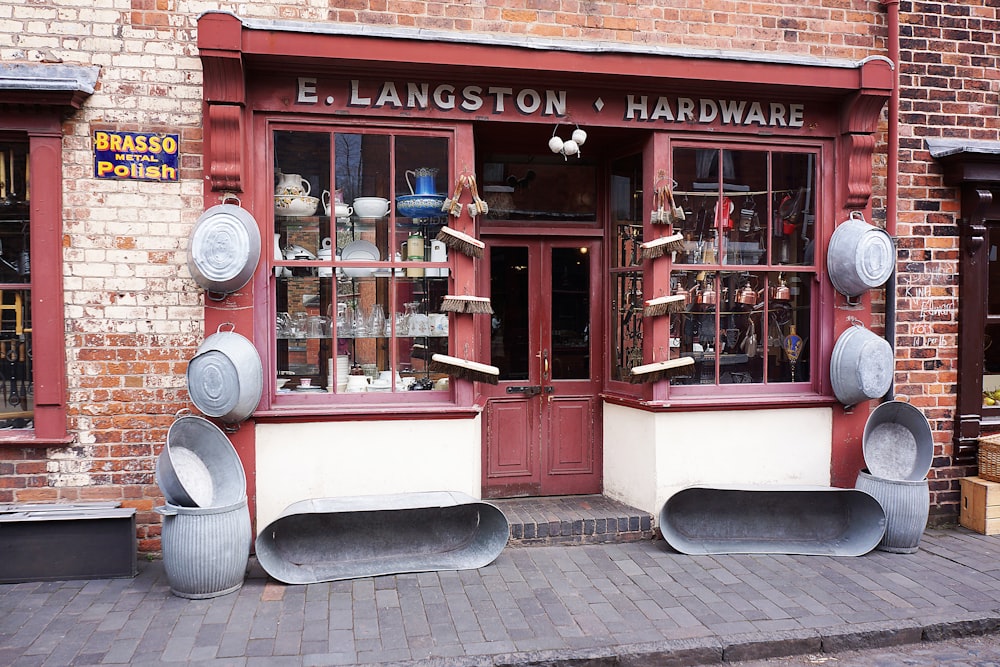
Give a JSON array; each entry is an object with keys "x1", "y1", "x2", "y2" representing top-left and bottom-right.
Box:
[
  {"x1": 871, "y1": 1, "x2": 999, "y2": 522},
  {"x1": 2, "y1": 0, "x2": 996, "y2": 549}
]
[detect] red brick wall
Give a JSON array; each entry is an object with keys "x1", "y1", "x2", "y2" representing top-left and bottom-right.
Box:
[{"x1": 3, "y1": 1, "x2": 998, "y2": 550}]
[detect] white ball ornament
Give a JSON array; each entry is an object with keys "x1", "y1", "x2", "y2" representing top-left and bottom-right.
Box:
[
  {"x1": 561, "y1": 139, "x2": 579, "y2": 157},
  {"x1": 571, "y1": 128, "x2": 588, "y2": 146},
  {"x1": 548, "y1": 136, "x2": 565, "y2": 154}
]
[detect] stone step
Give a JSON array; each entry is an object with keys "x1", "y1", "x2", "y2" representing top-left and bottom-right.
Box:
[{"x1": 490, "y1": 495, "x2": 655, "y2": 547}]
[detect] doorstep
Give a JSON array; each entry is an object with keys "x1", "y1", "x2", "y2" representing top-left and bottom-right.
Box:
[{"x1": 490, "y1": 494, "x2": 655, "y2": 547}]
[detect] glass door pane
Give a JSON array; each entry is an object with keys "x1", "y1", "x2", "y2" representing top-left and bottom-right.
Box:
[{"x1": 551, "y1": 247, "x2": 590, "y2": 380}]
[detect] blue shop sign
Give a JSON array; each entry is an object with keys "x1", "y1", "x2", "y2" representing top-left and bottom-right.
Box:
[{"x1": 93, "y1": 131, "x2": 180, "y2": 182}]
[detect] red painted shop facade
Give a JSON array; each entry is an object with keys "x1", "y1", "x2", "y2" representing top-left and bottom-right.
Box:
[{"x1": 197, "y1": 12, "x2": 892, "y2": 526}]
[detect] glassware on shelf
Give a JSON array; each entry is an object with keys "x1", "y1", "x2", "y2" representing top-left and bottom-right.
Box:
[{"x1": 366, "y1": 304, "x2": 386, "y2": 338}]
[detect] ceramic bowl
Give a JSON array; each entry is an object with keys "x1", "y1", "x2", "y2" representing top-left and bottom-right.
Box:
[
  {"x1": 353, "y1": 197, "x2": 390, "y2": 219},
  {"x1": 396, "y1": 194, "x2": 446, "y2": 219},
  {"x1": 275, "y1": 195, "x2": 319, "y2": 217}
]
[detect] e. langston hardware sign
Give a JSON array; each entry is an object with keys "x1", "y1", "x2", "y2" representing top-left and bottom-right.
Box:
[{"x1": 293, "y1": 77, "x2": 806, "y2": 128}]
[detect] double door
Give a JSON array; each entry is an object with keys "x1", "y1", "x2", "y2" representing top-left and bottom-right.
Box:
[{"x1": 481, "y1": 237, "x2": 602, "y2": 498}]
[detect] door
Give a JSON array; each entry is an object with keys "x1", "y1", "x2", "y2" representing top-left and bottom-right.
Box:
[{"x1": 482, "y1": 238, "x2": 602, "y2": 498}]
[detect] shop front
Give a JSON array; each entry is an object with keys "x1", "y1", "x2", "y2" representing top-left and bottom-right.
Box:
[{"x1": 197, "y1": 12, "x2": 893, "y2": 530}]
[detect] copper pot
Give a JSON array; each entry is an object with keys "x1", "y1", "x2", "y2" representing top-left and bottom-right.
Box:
[{"x1": 675, "y1": 283, "x2": 692, "y2": 306}]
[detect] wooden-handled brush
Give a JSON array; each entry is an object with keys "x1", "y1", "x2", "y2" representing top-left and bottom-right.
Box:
[
  {"x1": 440, "y1": 295, "x2": 494, "y2": 314},
  {"x1": 640, "y1": 234, "x2": 686, "y2": 260},
  {"x1": 628, "y1": 357, "x2": 694, "y2": 384},
  {"x1": 643, "y1": 294, "x2": 686, "y2": 317},
  {"x1": 429, "y1": 354, "x2": 500, "y2": 385},
  {"x1": 436, "y1": 226, "x2": 485, "y2": 259}
]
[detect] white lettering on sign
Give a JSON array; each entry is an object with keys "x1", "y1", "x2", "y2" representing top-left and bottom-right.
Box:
[
  {"x1": 297, "y1": 78, "x2": 805, "y2": 127},
  {"x1": 624, "y1": 94, "x2": 804, "y2": 127}
]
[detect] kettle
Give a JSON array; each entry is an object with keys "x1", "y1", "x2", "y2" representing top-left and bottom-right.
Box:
[
  {"x1": 674, "y1": 281, "x2": 692, "y2": 306},
  {"x1": 697, "y1": 279, "x2": 716, "y2": 306},
  {"x1": 772, "y1": 276, "x2": 791, "y2": 301},
  {"x1": 737, "y1": 281, "x2": 758, "y2": 306}
]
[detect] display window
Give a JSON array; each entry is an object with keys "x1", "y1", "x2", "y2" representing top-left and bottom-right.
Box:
[
  {"x1": 609, "y1": 139, "x2": 827, "y2": 401},
  {"x1": 269, "y1": 125, "x2": 459, "y2": 403}
]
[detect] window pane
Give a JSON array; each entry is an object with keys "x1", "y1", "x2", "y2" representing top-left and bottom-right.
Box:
[
  {"x1": 609, "y1": 154, "x2": 642, "y2": 383},
  {"x1": 490, "y1": 246, "x2": 529, "y2": 381},
  {"x1": 770, "y1": 152, "x2": 817, "y2": 267},
  {"x1": 475, "y1": 155, "x2": 597, "y2": 222},
  {"x1": 551, "y1": 247, "x2": 590, "y2": 380},
  {"x1": 0, "y1": 140, "x2": 32, "y2": 426}
]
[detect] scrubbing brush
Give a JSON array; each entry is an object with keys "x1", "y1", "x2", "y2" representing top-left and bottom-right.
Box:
[
  {"x1": 640, "y1": 234, "x2": 685, "y2": 260},
  {"x1": 628, "y1": 357, "x2": 694, "y2": 384},
  {"x1": 643, "y1": 294, "x2": 686, "y2": 317},
  {"x1": 440, "y1": 295, "x2": 494, "y2": 314},
  {"x1": 429, "y1": 353, "x2": 500, "y2": 385},
  {"x1": 436, "y1": 226, "x2": 485, "y2": 259}
]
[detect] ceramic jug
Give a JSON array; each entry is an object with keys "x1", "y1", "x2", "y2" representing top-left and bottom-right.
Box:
[
  {"x1": 276, "y1": 172, "x2": 310, "y2": 196},
  {"x1": 405, "y1": 168, "x2": 439, "y2": 195}
]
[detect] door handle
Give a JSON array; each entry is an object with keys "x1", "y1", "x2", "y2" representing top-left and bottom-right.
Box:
[{"x1": 536, "y1": 349, "x2": 549, "y2": 378}]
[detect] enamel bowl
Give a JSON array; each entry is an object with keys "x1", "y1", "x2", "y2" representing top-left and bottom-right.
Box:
[{"x1": 274, "y1": 195, "x2": 319, "y2": 217}]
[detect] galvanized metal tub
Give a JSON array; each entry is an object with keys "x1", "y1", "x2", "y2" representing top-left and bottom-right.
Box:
[
  {"x1": 830, "y1": 322, "x2": 893, "y2": 407},
  {"x1": 855, "y1": 469, "x2": 929, "y2": 553},
  {"x1": 156, "y1": 412, "x2": 246, "y2": 508},
  {"x1": 155, "y1": 498, "x2": 251, "y2": 599},
  {"x1": 255, "y1": 492, "x2": 510, "y2": 584},
  {"x1": 827, "y1": 211, "x2": 895, "y2": 297},
  {"x1": 186, "y1": 324, "x2": 262, "y2": 424},
  {"x1": 187, "y1": 203, "x2": 261, "y2": 295},
  {"x1": 863, "y1": 400, "x2": 933, "y2": 482},
  {"x1": 658, "y1": 485, "x2": 886, "y2": 556}
]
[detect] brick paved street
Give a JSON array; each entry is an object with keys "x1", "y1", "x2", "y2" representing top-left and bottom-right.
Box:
[{"x1": 4, "y1": 528, "x2": 1000, "y2": 665}]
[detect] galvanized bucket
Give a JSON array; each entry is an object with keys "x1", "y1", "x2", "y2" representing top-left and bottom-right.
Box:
[
  {"x1": 155, "y1": 497, "x2": 251, "y2": 598},
  {"x1": 187, "y1": 202, "x2": 261, "y2": 296},
  {"x1": 830, "y1": 321, "x2": 893, "y2": 407},
  {"x1": 863, "y1": 400, "x2": 933, "y2": 482},
  {"x1": 186, "y1": 324, "x2": 262, "y2": 424},
  {"x1": 827, "y1": 211, "x2": 895, "y2": 297},
  {"x1": 156, "y1": 412, "x2": 246, "y2": 508},
  {"x1": 855, "y1": 469, "x2": 928, "y2": 553},
  {"x1": 255, "y1": 492, "x2": 510, "y2": 584}
]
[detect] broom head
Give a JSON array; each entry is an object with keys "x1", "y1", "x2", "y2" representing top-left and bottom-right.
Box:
[
  {"x1": 437, "y1": 226, "x2": 485, "y2": 259},
  {"x1": 429, "y1": 354, "x2": 500, "y2": 385},
  {"x1": 640, "y1": 234, "x2": 685, "y2": 260},
  {"x1": 643, "y1": 294, "x2": 686, "y2": 317},
  {"x1": 629, "y1": 357, "x2": 694, "y2": 384},
  {"x1": 440, "y1": 295, "x2": 494, "y2": 314}
]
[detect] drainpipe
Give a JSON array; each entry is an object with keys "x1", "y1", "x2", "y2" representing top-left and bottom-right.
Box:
[{"x1": 880, "y1": 0, "x2": 900, "y2": 402}]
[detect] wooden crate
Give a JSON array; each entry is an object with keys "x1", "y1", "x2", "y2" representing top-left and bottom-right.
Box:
[{"x1": 960, "y1": 476, "x2": 1000, "y2": 535}]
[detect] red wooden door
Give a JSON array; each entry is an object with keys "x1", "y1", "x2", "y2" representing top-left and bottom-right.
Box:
[{"x1": 482, "y1": 238, "x2": 602, "y2": 498}]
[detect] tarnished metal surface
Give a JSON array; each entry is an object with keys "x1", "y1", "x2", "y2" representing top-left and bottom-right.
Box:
[
  {"x1": 255, "y1": 491, "x2": 509, "y2": 584},
  {"x1": 186, "y1": 325, "x2": 262, "y2": 424},
  {"x1": 862, "y1": 400, "x2": 933, "y2": 482},
  {"x1": 830, "y1": 322, "x2": 893, "y2": 407},
  {"x1": 187, "y1": 203, "x2": 261, "y2": 295},
  {"x1": 157, "y1": 413, "x2": 246, "y2": 508},
  {"x1": 827, "y1": 212, "x2": 894, "y2": 297},
  {"x1": 659, "y1": 485, "x2": 886, "y2": 556},
  {"x1": 856, "y1": 470, "x2": 929, "y2": 554}
]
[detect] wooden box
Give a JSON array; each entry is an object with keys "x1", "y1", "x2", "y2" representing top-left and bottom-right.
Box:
[{"x1": 960, "y1": 476, "x2": 1000, "y2": 535}]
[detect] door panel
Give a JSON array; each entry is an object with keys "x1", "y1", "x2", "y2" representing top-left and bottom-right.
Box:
[{"x1": 482, "y1": 238, "x2": 602, "y2": 498}]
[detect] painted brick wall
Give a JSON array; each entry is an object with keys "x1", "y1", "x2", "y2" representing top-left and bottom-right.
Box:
[{"x1": 2, "y1": 0, "x2": 996, "y2": 549}]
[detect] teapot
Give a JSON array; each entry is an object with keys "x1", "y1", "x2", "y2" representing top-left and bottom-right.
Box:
[
  {"x1": 283, "y1": 244, "x2": 316, "y2": 261},
  {"x1": 276, "y1": 172, "x2": 311, "y2": 196},
  {"x1": 674, "y1": 281, "x2": 693, "y2": 306}
]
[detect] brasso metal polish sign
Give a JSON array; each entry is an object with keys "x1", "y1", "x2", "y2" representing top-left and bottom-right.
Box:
[{"x1": 293, "y1": 77, "x2": 806, "y2": 128}]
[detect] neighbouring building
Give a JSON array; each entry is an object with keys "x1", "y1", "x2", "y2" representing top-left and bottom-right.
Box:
[{"x1": 0, "y1": 1, "x2": 997, "y2": 553}]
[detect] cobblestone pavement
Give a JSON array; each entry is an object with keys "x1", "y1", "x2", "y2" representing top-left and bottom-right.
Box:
[
  {"x1": 3, "y1": 528, "x2": 1000, "y2": 666},
  {"x1": 731, "y1": 634, "x2": 1000, "y2": 666}
]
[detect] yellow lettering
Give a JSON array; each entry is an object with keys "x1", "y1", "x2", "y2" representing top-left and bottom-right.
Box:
[
  {"x1": 148, "y1": 136, "x2": 161, "y2": 153},
  {"x1": 94, "y1": 131, "x2": 110, "y2": 150},
  {"x1": 96, "y1": 161, "x2": 115, "y2": 177},
  {"x1": 161, "y1": 136, "x2": 178, "y2": 154}
]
